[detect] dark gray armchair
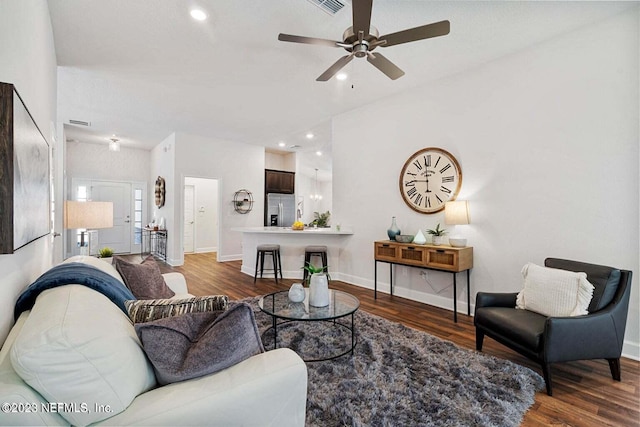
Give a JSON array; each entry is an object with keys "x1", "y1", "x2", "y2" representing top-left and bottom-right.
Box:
[{"x1": 474, "y1": 258, "x2": 632, "y2": 396}]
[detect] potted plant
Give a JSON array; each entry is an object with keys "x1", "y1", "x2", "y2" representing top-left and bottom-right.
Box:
[
  {"x1": 311, "y1": 211, "x2": 331, "y2": 228},
  {"x1": 98, "y1": 247, "x2": 114, "y2": 259},
  {"x1": 426, "y1": 223, "x2": 447, "y2": 246},
  {"x1": 301, "y1": 262, "x2": 330, "y2": 307}
]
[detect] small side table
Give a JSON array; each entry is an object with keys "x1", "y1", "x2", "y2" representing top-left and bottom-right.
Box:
[{"x1": 141, "y1": 228, "x2": 167, "y2": 261}]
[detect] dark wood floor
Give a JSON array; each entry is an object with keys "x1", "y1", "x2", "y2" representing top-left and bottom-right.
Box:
[{"x1": 159, "y1": 253, "x2": 640, "y2": 427}]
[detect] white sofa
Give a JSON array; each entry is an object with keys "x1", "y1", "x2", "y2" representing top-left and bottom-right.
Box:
[{"x1": 0, "y1": 256, "x2": 307, "y2": 426}]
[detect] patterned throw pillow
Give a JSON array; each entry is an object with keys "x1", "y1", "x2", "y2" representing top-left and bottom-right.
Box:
[
  {"x1": 113, "y1": 256, "x2": 175, "y2": 299},
  {"x1": 125, "y1": 295, "x2": 229, "y2": 323}
]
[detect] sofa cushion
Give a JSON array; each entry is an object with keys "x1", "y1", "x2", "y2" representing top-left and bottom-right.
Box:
[
  {"x1": 113, "y1": 255, "x2": 175, "y2": 299},
  {"x1": 135, "y1": 302, "x2": 264, "y2": 385},
  {"x1": 125, "y1": 295, "x2": 229, "y2": 323},
  {"x1": 475, "y1": 306, "x2": 547, "y2": 352},
  {"x1": 10, "y1": 285, "x2": 156, "y2": 426},
  {"x1": 516, "y1": 262, "x2": 594, "y2": 317}
]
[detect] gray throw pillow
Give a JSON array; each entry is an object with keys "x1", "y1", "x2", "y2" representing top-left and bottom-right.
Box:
[
  {"x1": 135, "y1": 302, "x2": 265, "y2": 385},
  {"x1": 113, "y1": 256, "x2": 175, "y2": 299},
  {"x1": 125, "y1": 295, "x2": 229, "y2": 323}
]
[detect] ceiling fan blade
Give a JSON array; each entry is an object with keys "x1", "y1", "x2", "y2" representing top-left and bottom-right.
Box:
[
  {"x1": 379, "y1": 20, "x2": 450, "y2": 47},
  {"x1": 317, "y1": 54, "x2": 355, "y2": 81},
  {"x1": 366, "y1": 52, "x2": 405, "y2": 80},
  {"x1": 352, "y1": 0, "x2": 373, "y2": 36},
  {"x1": 278, "y1": 33, "x2": 344, "y2": 48}
]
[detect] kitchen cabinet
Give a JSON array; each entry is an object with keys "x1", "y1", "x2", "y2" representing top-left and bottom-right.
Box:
[{"x1": 265, "y1": 169, "x2": 295, "y2": 194}]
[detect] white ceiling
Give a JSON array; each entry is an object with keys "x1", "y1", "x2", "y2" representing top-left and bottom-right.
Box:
[{"x1": 49, "y1": 0, "x2": 635, "y2": 164}]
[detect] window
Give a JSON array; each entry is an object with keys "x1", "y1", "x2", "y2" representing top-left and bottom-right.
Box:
[{"x1": 134, "y1": 188, "x2": 143, "y2": 245}]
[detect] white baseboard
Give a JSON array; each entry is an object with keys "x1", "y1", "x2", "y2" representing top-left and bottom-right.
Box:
[
  {"x1": 335, "y1": 272, "x2": 639, "y2": 361},
  {"x1": 195, "y1": 247, "x2": 217, "y2": 253}
]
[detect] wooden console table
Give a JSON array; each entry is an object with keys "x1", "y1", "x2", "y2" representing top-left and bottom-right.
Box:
[{"x1": 374, "y1": 240, "x2": 473, "y2": 322}]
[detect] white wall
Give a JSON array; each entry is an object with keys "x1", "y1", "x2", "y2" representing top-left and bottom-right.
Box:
[
  {"x1": 150, "y1": 133, "x2": 176, "y2": 262},
  {"x1": 172, "y1": 132, "x2": 265, "y2": 264},
  {"x1": 0, "y1": 0, "x2": 57, "y2": 343},
  {"x1": 266, "y1": 151, "x2": 296, "y2": 172},
  {"x1": 185, "y1": 177, "x2": 218, "y2": 253},
  {"x1": 333, "y1": 10, "x2": 639, "y2": 358},
  {"x1": 66, "y1": 141, "x2": 150, "y2": 183}
]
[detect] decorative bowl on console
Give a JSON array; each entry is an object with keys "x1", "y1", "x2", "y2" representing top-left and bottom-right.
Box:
[{"x1": 395, "y1": 235, "x2": 414, "y2": 243}]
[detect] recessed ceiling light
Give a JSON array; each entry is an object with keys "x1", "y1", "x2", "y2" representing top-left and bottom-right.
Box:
[
  {"x1": 306, "y1": 133, "x2": 314, "y2": 139},
  {"x1": 336, "y1": 73, "x2": 347, "y2": 80},
  {"x1": 278, "y1": 141, "x2": 286, "y2": 147},
  {"x1": 190, "y1": 9, "x2": 207, "y2": 21},
  {"x1": 316, "y1": 151, "x2": 322, "y2": 156}
]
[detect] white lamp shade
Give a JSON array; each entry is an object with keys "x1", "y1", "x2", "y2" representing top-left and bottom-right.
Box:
[
  {"x1": 64, "y1": 201, "x2": 114, "y2": 229},
  {"x1": 444, "y1": 201, "x2": 470, "y2": 225}
]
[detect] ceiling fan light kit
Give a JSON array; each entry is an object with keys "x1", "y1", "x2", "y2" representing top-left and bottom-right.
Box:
[{"x1": 278, "y1": 0, "x2": 450, "y2": 81}]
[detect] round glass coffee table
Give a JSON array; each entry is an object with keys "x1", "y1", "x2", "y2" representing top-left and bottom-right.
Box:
[{"x1": 258, "y1": 289, "x2": 360, "y2": 362}]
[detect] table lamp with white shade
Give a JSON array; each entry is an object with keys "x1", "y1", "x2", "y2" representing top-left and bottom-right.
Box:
[
  {"x1": 64, "y1": 201, "x2": 114, "y2": 255},
  {"x1": 444, "y1": 200, "x2": 470, "y2": 247}
]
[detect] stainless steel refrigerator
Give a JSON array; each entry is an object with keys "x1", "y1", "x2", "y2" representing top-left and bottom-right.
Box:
[{"x1": 266, "y1": 193, "x2": 296, "y2": 227}]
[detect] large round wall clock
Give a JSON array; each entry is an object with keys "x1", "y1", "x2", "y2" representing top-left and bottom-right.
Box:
[{"x1": 399, "y1": 147, "x2": 462, "y2": 214}]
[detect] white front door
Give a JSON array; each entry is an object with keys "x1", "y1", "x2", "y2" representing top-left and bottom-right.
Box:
[
  {"x1": 184, "y1": 184, "x2": 195, "y2": 253},
  {"x1": 91, "y1": 181, "x2": 132, "y2": 254}
]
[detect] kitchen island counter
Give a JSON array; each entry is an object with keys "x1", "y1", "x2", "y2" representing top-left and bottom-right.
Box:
[
  {"x1": 232, "y1": 226, "x2": 353, "y2": 235},
  {"x1": 233, "y1": 226, "x2": 353, "y2": 279}
]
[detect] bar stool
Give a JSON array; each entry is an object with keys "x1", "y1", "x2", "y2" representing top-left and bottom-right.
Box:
[
  {"x1": 254, "y1": 244, "x2": 283, "y2": 284},
  {"x1": 303, "y1": 245, "x2": 328, "y2": 282}
]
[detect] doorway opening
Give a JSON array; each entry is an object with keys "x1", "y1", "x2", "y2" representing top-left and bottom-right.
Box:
[
  {"x1": 69, "y1": 178, "x2": 146, "y2": 258},
  {"x1": 183, "y1": 177, "x2": 219, "y2": 255}
]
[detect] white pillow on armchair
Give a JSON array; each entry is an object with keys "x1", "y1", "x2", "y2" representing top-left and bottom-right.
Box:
[{"x1": 516, "y1": 262, "x2": 594, "y2": 317}]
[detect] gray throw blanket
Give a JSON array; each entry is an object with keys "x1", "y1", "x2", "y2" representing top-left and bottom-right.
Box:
[{"x1": 14, "y1": 262, "x2": 135, "y2": 321}]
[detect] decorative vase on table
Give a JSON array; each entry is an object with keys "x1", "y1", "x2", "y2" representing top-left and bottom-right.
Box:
[
  {"x1": 309, "y1": 273, "x2": 330, "y2": 307},
  {"x1": 387, "y1": 217, "x2": 401, "y2": 240},
  {"x1": 412, "y1": 229, "x2": 427, "y2": 245},
  {"x1": 432, "y1": 236, "x2": 445, "y2": 246},
  {"x1": 288, "y1": 283, "x2": 305, "y2": 303}
]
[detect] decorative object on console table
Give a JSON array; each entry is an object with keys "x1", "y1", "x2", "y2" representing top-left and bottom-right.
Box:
[
  {"x1": 373, "y1": 240, "x2": 473, "y2": 322},
  {"x1": 412, "y1": 229, "x2": 427, "y2": 244},
  {"x1": 445, "y1": 200, "x2": 470, "y2": 247},
  {"x1": 387, "y1": 216, "x2": 401, "y2": 240},
  {"x1": 64, "y1": 201, "x2": 114, "y2": 256},
  {"x1": 395, "y1": 235, "x2": 414, "y2": 243},
  {"x1": 426, "y1": 223, "x2": 447, "y2": 246},
  {"x1": 0, "y1": 82, "x2": 51, "y2": 254}
]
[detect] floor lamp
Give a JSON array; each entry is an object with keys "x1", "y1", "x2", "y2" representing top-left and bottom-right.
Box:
[{"x1": 64, "y1": 201, "x2": 114, "y2": 256}]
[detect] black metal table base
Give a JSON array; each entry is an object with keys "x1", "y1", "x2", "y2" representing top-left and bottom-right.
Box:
[{"x1": 263, "y1": 314, "x2": 357, "y2": 363}]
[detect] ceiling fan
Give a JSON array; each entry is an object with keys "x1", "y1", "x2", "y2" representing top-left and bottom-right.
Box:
[{"x1": 278, "y1": 0, "x2": 450, "y2": 81}]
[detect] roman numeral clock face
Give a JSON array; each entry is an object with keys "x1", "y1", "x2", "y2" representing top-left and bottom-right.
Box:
[{"x1": 399, "y1": 147, "x2": 462, "y2": 214}]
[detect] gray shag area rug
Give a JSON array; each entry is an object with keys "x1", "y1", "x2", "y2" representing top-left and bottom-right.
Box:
[{"x1": 240, "y1": 297, "x2": 544, "y2": 427}]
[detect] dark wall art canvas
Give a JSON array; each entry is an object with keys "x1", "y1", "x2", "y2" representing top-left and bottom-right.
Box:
[{"x1": 0, "y1": 82, "x2": 50, "y2": 254}]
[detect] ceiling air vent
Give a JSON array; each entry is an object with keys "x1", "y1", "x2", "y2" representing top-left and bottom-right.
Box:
[
  {"x1": 306, "y1": 0, "x2": 346, "y2": 15},
  {"x1": 68, "y1": 119, "x2": 91, "y2": 126}
]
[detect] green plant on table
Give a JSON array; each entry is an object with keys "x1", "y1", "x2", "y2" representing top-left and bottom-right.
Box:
[
  {"x1": 311, "y1": 211, "x2": 331, "y2": 227},
  {"x1": 301, "y1": 262, "x2": 331, "y2": 285},
  {"x1": 426, "y1": 223, "x2": 447, "y2": 236},
  {"x1": 98, "y1": 247, "x2": 114, "y2": 258}
]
